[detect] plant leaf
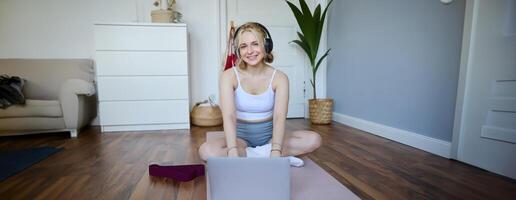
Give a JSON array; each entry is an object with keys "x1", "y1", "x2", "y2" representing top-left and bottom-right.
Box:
[
  {"x1": 314, "y1": 48, "x2": 331, "y2": 74},
  {"x1": 315, "y1": 0, "x2": 333, "y2": 55},
  {"x1": 290, "y1": 39, "x2": 314, "y2": 67},
  {"x1": 314, "y1": 5, "x2": 321, "y2": 22},
  {"x1": 296, "y1": 32, "x2": 316, "y2": 66},
  {"x1": 322, "y1": 0, "x2": 334, "y2": 21},
  {"x1": 285, "y1": 1, "x2": 305, "y2": 34},
  {"x1": 290, "y1": 39, "x2": 310, "y2": 56},
  {"x1": 299, "y1": 0, "x2": 316, "y2": 55},
  {"x1": 313, "y1": 4, "x2": 322, "y2": 55},
  {"x1": 318, "y1": 0, "x2": 333, "y2": 38}
]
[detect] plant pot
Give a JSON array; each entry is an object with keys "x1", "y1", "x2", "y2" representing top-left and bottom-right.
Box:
[
  {"x1": 151, "y1": 9, "x2": 173, "y2": 23},
  {"x1": 190, "y1": 104, "x2": 223, "y2": 127},
  {"x1": 308, "y1": 99, "x2": 333, "y2": 124}
]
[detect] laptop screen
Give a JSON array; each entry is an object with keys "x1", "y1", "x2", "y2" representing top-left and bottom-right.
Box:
[{"x1": 207, "y1": 157, "x2": 290, "y2": 200}]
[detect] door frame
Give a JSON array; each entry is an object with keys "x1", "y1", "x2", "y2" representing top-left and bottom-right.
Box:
[
  {"x1": 450, "y1": 0, "x2": 476, "y2": 159},
  {"x1": 216, "y1": 0, "x2": 329, "y2": 118}
]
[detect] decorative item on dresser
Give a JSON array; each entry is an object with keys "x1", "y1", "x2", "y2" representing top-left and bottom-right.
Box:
[
  {"x1": 151, "y1": 0, "x2": 172, "y2": 23},
  {"x1": 93, "y1": 23, "x2": 190, "y2": 132}
]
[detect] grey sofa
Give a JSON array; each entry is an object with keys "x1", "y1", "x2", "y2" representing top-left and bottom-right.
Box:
[{"x1": 0, "y1": 59, "x2": 97, "y2": 137}]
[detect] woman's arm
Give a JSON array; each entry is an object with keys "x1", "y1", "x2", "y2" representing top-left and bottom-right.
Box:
[
  {"x1": 271, "y1": 71, "x2": 289, "y2": 157},
  {"x1": 220, "y1": 69, "x2": 239, "y2": 157}
]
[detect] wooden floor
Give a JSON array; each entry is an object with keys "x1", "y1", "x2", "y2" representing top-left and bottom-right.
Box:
[{"x1": 0, "y1": 119, "x2": 515, "y2": 200}]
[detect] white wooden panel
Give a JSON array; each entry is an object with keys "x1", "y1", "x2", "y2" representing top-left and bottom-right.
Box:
[
  {"x1": 95, "y1": 51, "x2": 187, "y2": 76},
  {"x1": 97, "y1": 76, "x2": 188, "y2": 101},
  {"x1": 94, "y1": 25, "x2": 187, "y2": 50},
  {"x1": 99, "y1": 100, "x2": 189, "y2": 125},
  {"x1": 486, "y1": 111, "x2": 516, "y2": 129},
  {"x1": 490, "y1": 97, "x2": 516, "y2": 112},
  {"x1": 481, "y1": 126, "x2": 516, "y2": 144},
  {"x1": 482, "y1": 79, "x2": 516, "y2": 144},
  {"x1": 492, "y1": 80, "x2": 516, "y2": 96}
]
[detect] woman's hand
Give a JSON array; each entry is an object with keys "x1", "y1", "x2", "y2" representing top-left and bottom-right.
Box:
[
  {"x1": 270, "y1": 150, "x2": 281, "y2": 157},
  {"x1": 227, "y1": 147, "x2": 239, "y2": 157}
]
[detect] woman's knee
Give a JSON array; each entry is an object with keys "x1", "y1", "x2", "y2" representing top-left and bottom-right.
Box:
[
  {"x1": 198, "y1": 142, "x2": 210, "y2": 161},
  {"x1": 307, "y1": 131, "x2": 322, "y2": 152},
  {"x1": 199, "y1": 142, "x2": 222, "y2": 161}
]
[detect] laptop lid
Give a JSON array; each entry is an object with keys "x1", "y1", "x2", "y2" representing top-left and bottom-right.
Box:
[{"x1": 207, "y1": 157, "x2": 290, "y2": 200}]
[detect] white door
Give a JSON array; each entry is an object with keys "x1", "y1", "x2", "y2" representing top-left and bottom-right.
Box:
[
  {"x1": 454, "y1": 0, "x2": 516, "y2": 179},
  {"x1": 225, "y1": 0, "x2": 307, "y2": 118}
]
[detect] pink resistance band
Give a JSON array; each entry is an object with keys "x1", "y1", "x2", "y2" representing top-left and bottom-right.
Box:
[{"x1": 149, "y1": 163, "x2": 205, "y2": 182}]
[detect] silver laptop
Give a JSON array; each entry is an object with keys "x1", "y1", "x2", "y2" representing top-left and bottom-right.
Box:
[{"x1": 207, "y1": 157, "x2": 290, "y2": 200}]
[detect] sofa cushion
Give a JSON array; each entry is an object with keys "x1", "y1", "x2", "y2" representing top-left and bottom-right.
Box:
[
  {"x1": 0, "y1": 118, "x2": 66, "y2": 134},
  {"x1": 0, "y1": 99, "x2": 62, "y2": 118}
]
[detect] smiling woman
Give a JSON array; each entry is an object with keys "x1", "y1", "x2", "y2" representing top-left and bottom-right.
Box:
[{"x1": 198, "y1": 22, "x2": 322, "y2": 163}]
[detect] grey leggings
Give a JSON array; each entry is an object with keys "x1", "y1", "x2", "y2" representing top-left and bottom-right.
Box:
[{"x1": 236, "y1": 120, "x2": 273, "y2": 147}]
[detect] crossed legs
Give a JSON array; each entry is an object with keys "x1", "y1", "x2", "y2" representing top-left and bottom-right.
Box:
[
  {"x1": 198, "y1": 137, "x2": 248, "y2": 161},
  {"x1": 198, "y1": 130, "x2": 321, "y2": 161},
  {"x1": 280, "y1": 130, "x2": 322, "y2": 157}
]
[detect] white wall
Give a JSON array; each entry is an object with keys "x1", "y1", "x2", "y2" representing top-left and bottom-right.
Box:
[{"x1": 0, "y1": 0, "x2": 220, "y2": 104}]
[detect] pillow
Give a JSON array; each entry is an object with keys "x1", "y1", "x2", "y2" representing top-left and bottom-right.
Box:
[{"x1": 0, "y1": 75, "x2": 26, "y2": 109}]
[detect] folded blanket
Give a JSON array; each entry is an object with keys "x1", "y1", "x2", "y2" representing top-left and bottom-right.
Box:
[
  {"x1": 148, "y1": 162, "x2": 205, "y2": 182},
  {"x1": 0, "y1": 75, "x2": 26, "y2": 109}
]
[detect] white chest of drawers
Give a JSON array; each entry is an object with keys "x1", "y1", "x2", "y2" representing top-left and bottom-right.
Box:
[{"x1": 94, "y1": 23, "x2": 190, "y2": 132}]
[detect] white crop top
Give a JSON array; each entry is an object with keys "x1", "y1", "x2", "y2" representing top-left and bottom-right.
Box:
[{"x1": 233, "y1": 67, "x2": 277, "y2": 121}]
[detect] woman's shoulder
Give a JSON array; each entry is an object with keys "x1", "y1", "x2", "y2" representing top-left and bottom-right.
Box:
[
  {"x1": 270, "y1": 67, "x2": 288, "y2": 88},
  {"x1": 265, "y1": 65, "x2": 284, "y2": 77},
  {"x1": 270, "y1": 67, "x2": 288, "y2": 81},
  {"x1": 221, "y1": 67, "x2": 235, "y2": 78},
  {"x1": 220, "y1": 68, "x2": 237, "y2": 87}
]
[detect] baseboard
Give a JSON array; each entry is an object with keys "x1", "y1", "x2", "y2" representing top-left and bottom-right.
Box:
[
  {"x1": 332, "y1": 112, "x2": 451, "y2": 158},
  {"x1": 100, "y1": 123, "x2": 190, "y2": 132}
]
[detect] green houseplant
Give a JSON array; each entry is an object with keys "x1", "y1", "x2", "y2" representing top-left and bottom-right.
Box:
[{"x1": 286, "y1": 0, "x2": 334, "y2": 124}]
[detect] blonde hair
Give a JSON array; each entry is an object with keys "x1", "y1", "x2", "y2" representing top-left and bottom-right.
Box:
[{"x1": 234, "y1": 22, "x2": 274, "y2": 69}]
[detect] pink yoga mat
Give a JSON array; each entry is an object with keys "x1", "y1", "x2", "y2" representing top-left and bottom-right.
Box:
[{"x1": 206, "y1": 131, "x2": 360, "y2": 200}]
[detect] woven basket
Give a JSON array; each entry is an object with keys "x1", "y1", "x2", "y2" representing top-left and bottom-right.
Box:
[
  {"x1": 308, "y1": 99, "x2": 334, "y2": 124},
  {"x1": 151, "y1": 9, "x2": 173, "y2": 23},
  {"x1": 190, "y1": 104, "x2": 223, "y2": 127}
]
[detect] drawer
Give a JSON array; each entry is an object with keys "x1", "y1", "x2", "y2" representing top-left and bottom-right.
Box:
[
  {"x1": 94, "y1": 25, "x2": 187, "y2": 50},
  {"x1": 97, "y1": 76, "x2": 188, "y2": 101},
  {"x1": 99, "y1": 100, "x2": 189, "y2": 125},
  {"x1": 95, "y1": 51, "x2": 187, "y2": 76}
]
